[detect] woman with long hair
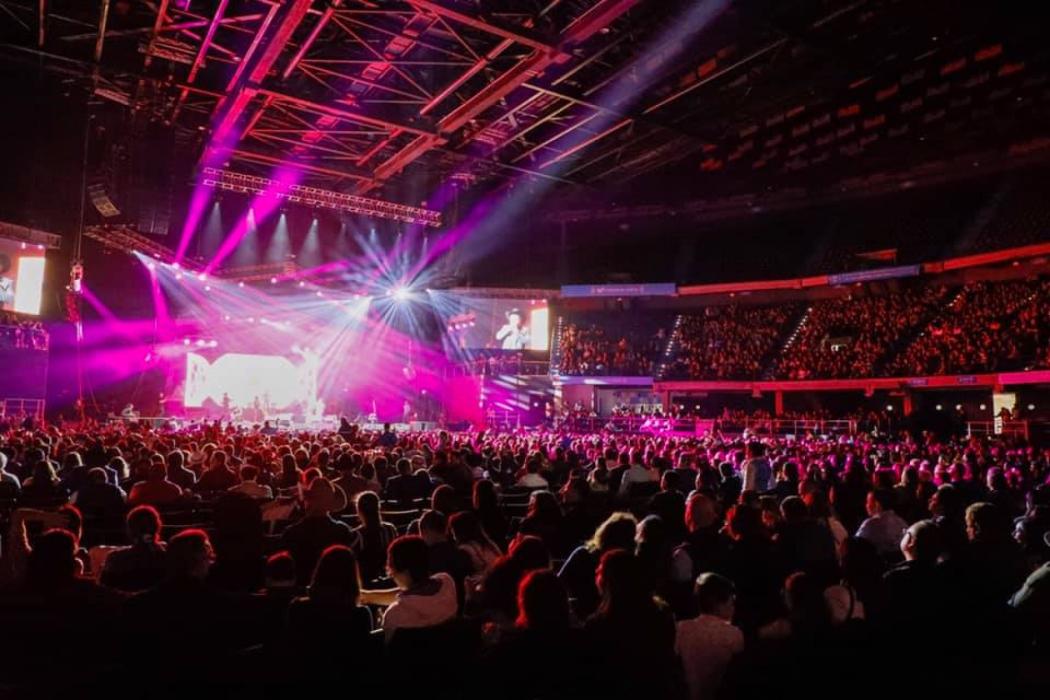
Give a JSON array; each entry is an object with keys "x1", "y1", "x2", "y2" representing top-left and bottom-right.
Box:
[
  {"x1": 472, "y1": 479, "x2": 508, "y2": 550},
  {"x1": 557, "y1": 511, "x2": 637, "y2": 619},
  {"x1": 286, "y1": 545, "x2": 373, "y2": 664},
  {"x1": 449, "y1": 510, "x2": 502, "y2": 578},
  {"x1": 517, "y1": 490, "x2": 566, "y2": 556},
  {"x1": 583, "y1": 549, "x2": 679, "y2": 698},
  {"x1": 474, "y1": 535, "x2": 551, "y2": 627},
  {"x1": 352, "y1": 491, "x2": 397, "y2": 584}
]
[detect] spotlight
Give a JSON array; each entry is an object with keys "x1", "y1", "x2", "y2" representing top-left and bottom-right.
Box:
[
  {"x1": 196, "y1": 339, "x2": 207, "y2": 347},
  {"x1": 197, "y1": 273, "x2": 207, "y2": 281},
  {"x1": 183, "y1": 338, "x2": 190, "y2": 346},
  {"x1": 238, "y1": 281, "x2": 245, "y2": 288},
  {"x1": 299, "y1": 281, "x2": 306, "y2": 288},
  {"x1": 316, "y1": 291, "x2": 324, "y2": 297},
  {"x1": 209, "y1": 340, "x2": 219, "y2": 348},
  {"x1": 146, "y1": 262, "x2": 156, "y2": 270},
  {"x1": 172, "y1": 262, "x2": 181, "y2": 270},
  {"x1": 204, "y1": 285, "x2": 212, "y2": 292},
  {"x1": 175, "y1": 273, "x2": 184, "y2": 280},
  {"x1": 270, "y1": 277, "x2": 278, "y2": 284},
  {"x1": 223, "y1": 314, "x2": 231, "y2": 321},
  {"x1": 391, "y1": 286, "x2": 412, "y2": 302}
]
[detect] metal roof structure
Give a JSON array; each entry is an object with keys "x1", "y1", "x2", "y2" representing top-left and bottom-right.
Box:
[{"x1": 1, "y1": 0, "x2": 1048, "y2": 207}]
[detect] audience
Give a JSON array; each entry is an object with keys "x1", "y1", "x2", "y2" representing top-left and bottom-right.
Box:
[{"x1": 0, "y1": 420, "x2": 1048, "y2": 696}]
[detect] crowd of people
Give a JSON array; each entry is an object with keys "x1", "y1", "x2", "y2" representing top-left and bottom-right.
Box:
[
  {"x1": 0, "y1": 311, "x2": 48, "y2": 351},
  {"x1": 889, "y1": 280, "x2": 1046, "y2": 376},
  {"x1": 664, "y1": 305, "x2": 798, "y2": 380},
  {"x1": 554, "y1": 275, "x2": 1050, "y2": 382},
  {"x1": 1, "y1": 419, "x2": 1049, "y2": 696},
  {"x1": 558, "y1": 321, "x2": 669, "y2": 376},
  {"x1": 771, "y1": 286, "x2": 949, "y2": 380}
]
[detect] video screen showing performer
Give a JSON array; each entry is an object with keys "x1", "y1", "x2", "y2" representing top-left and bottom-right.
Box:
[
  {"x1": 0, "y1": 237, "x2": 47, "y2": 315},
  {"x1": 495, "y1": 308, "x2": 530, "y2": 350},
  {"x1": 444, "y1": 297, "x2": 549, "y2": 353}
]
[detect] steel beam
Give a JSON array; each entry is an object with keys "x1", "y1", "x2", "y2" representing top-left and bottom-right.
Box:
[
  {"x1": 405, "y1": 0, "x2": 563, "y2": 56},
  {"x1": 280, "y1": 0, "x2": 342, "y2": 80},
  {"x1": 363, "y1": 0, "x2": 641, "y2": 191},
  {"x1": 208, "y1": 0, "x2": 314, "y2": 159},
  {"x1": 93, "y1": 0, "x2": 110, "y2": 61},
  {"x1": 256, "y1": 89, "x2": 434, "y2": 136}
]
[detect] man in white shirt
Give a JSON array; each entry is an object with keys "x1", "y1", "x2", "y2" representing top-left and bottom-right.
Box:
[
  {"x1": 517, "y1": 458, "x2": 549, "y2": 489},
  {"x1": 856, "y1": 488, "x2": 908, "y2": 557},
  {"x1": 229, "y1": 465, "x2": 273, "y2": 500},
  {"x1": 676, "y1": 573, "x2": 744, "y2": 700},
  {"x1": 361, "y1": 535, "x2": 457, "y2": 641},
  {"x1": 618, "y1": 448, "x2": 657, "y2": 497}
]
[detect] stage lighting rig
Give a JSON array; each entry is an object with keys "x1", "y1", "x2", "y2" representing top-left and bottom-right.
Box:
[{"x1": 201, "y1": 168, "x2": 442, "y2": 227}]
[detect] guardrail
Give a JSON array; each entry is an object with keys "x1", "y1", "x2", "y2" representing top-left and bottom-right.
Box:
[
  {"x1": 966, "y1": 420, "x2": 1029, "y2": 440},
  {"x1": 561, "y1": 415, "x2": 858, "y2": 436}
]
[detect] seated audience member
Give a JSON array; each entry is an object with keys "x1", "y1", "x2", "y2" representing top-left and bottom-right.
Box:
[
  {"x1": 128, "y1": 462, "x2": 184, "y2": 507},
  {"x1": 472, "y1": 479, "x2": 509, "y2": 549},
  {"x1": 481, "y1": 570, "x2": 583, "y2": 699},
  {"x1": 229, "y1": 465, "x2": 273, "y2": 500},
  {"x1": 166, "y1": 450, "x2": 196, "y2": 490},
  {"x1": 1010, "y1": 537, "x2": 1050, "y2": 646},
  {"x1": 635, "y1": 514, "x2": 676, "y2": 602},
  {"x1": 855, "y1": 488, "x2": 908, "y2": 559},
  {"x1": 195, "y1": 450, "x2": 239, "y2": 493},
  {"x1": 72, "y1": 467, "x2": 127, "y2": 521},
  {"x1": 882, "y1": 519, "x2": 945, "y2": 631},
  {"x1": 944, "y1": 502, "x2": 1029, "y2": 615},
  {"x1": 517, "y1": 457, "x2": 549, "y2": 489},
  {"x1": 281, "y1": 477, "x2": 358, "y2": 584},
  {"x1": 448, "y1": 511, "x2": 502, "y2": 581},
  {"x1": 352, "y1": 491, "x2": 398, "y2": 583},
  {"x1": 0, "y1": 451, "x2": 20, "y2": 492},
  {"x1": 559, "y1": 512, "x2": 638, "y2": 621},
  {"x1": 723, "y1": 504, "x2": 782, "y2": 634},
  {"x1": 123, "y1": 529, "x2": 264, "y2": 677},
  {"x1": 672, "y1": 493, "x2": 731, "y2": 587},
  {"x1": 0, "y1": 529, "x2": 121, "y2": 686},
  {"x1": 775, "y1": 496, "x2": 838, "y2": 585},
  {"x1": 618, "y1": 448, "x2": 658, "y2": 498},
  {"x1": 517, "y1": 490, "x2": 567, "y2": 556},
  {"x1": 100, "y1": 505, "x2": 168, "y2": 592},
  {"x1": 583, "y1": 549, "x2": 679, "y2": 699},
  {"x1": 474, "y1": 535, "x2": 551, "y2": 627},
  {"x1": 363, "y1": 535, "x2": 458, "y2": 640},
  {"x1": 758, "y1": 571, "x2": 833, "y2": 641},
  {"x1": 286, "y1": 545, "x2": 373, "y2": 663},
  {"x1": 418, "y1": 508, "x2": 471, "y2": 599},
  {"x1": 676, "y1": 573, "x2": 745, "y2": 700},
  {"x1": 19, "y1": 458, "x2": 68, "y2": 507},
  {"x1": 386, "y1": 457, "x2": 430, "y2": 504}
]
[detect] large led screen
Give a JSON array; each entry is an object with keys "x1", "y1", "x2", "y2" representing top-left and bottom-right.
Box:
[
  {"x1": 0, "y1": 237, "x2": 46, "y2": 315},
  {"x1": 444, "y1": 298, "x2": 549, "y2": 352}
]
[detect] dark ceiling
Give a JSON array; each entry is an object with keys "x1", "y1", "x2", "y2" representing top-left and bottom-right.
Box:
[{"x1": 1, "y1": 0, "x2": 1048, "y2": 215}]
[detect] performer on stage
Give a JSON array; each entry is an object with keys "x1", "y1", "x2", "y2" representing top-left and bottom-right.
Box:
[{"x1": 495, "y1": 308, "x2": 530, "y2": 350}]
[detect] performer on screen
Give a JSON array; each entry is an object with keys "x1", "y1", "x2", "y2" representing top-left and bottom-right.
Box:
[
  {"x1": 495, "y1": 308, "x2": 530, "y2": 350},
  {"x1": 0, "y1": 254, "x2": 15, "y2": 310}
]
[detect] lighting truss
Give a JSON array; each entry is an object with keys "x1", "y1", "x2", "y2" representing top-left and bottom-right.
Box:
[
  {"x1": 216, "y1": 261, "x2": 300, "y2": 283},
  {"x1": 83, "y1": 224, "x2": 201, "y2": 269},
  {"x1": 201, "y1": 168, "x2": 443, "y2": 227}
]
